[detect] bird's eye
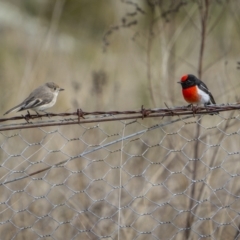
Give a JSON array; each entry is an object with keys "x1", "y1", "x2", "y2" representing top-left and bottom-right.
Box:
[{"x1": 54, "y1": 88, "x2": 56, "y2": 90}]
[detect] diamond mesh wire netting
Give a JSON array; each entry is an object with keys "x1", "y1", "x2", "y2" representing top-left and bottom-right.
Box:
[{"x1": 1, "y1": 111, "x2": 240, "y2": 240}]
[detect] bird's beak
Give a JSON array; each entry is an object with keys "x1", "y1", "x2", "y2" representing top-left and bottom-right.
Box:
[
  {"x1": 177, "y1": 81, "x2": 181, "y2": 84},
  {"x1": 59, "y1": 88, "x2": 64, "y2": 91}
]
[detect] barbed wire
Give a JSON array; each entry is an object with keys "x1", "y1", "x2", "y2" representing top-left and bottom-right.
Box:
[
  {"x1": 0, "y1": 103, "x2": 238, "y2": 131},
  {"x1": 0, "y1": 102, "x2": 239, "y2": 186}
]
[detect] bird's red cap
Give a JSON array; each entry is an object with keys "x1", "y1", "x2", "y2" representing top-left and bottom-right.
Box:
[{"x1": 181, "y1": 75, "x2": 188, "y2": 82}]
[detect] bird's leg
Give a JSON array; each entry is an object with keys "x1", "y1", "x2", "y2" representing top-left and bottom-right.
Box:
[
  {"x1": 204, "y1": 103, "x2": 209, "y2": 112},
  {"x1": 34, "y1": 110, "x2": 43, "y2": 120},
  {"x1": 204, "y1": 103, "x2": 218, "y2": 115},
  {"x1": 42, "y1": 111, "x2": 51, "y2": 118},
  {"x1": 191, "y1": 104, "x2": 199, "y2": 114}
]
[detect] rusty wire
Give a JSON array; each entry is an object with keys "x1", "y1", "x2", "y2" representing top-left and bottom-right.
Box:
[{"x1": 0, "y1": 103, "x2": 238, "y2": 131}]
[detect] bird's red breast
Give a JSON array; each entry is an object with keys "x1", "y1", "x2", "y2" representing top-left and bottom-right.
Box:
[{"x1": 182, "y1": 85, "x2": 200, "y2": 103}]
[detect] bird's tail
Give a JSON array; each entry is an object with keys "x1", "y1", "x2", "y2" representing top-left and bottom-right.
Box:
[{"x1": 4, "y1": 104, "x2": 24, "y2": 115}]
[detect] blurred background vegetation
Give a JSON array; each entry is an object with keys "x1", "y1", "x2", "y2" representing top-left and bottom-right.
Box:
[
  {"x1": 1, "y1": 1, "x2": 240, "y2": 239},
  {"x1": 1, "y1": 0, "x2": 240, "y2": 115}
]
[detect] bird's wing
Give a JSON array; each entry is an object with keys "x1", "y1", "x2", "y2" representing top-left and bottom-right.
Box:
[
  {"x1": 18, "y1": 97, "x2": 42, "y2": 110},
  {"x1": 198, "y1": 81, "x2": 209, "y2": 93},
  {"x1": 208, "y1": 92, "x2": 216, "y2": 104},
  {"x1": 198, "y1": 82, "x2": 216, "y2": 104},
  {"x1": 18, "y1": 92, "x2": 54, "y2": 110}
]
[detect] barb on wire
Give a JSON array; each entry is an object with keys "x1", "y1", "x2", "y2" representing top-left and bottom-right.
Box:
[
  {"x1": 164, "y1": 102, "x2": 175, "y2": 116},
  {"x1": 77, "y1": 108, "x2": 85, "y2": 123},
  {"x1": 141, "y1": 105, "x2": 151, "y2": 119}
]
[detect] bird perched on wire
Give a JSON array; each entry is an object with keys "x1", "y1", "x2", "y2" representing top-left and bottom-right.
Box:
[
  {"x1": 178, "y1": 74, "x2": 218, "y2": 114},
  {"x1": 4, "y1": 82, "x2": 64, "y2": 115}
]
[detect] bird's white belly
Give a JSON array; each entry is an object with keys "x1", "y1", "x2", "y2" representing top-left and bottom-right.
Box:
[{"x1": 197, "y1": 88, "x2": 210, "y2": 104}]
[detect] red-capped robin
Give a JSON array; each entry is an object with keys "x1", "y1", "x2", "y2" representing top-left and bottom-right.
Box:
[
  {"x1": 178, "y1": 74, "x2": 217, "y2": 105},
  {"x1": 178, "y1": 74, "x2": 218, "y2": 114}
]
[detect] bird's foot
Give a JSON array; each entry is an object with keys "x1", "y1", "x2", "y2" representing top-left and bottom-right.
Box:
[
  {"x1": 204, "y1": 104, "x2": 219, "y2": 115},
  {"x1": 42, "y1": 111, "x2": 52, "y2": 118}
]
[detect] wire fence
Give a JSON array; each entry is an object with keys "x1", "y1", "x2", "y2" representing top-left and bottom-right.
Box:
[{"x1": 1, "y1": 105, "x2": 240, "y2": 240}]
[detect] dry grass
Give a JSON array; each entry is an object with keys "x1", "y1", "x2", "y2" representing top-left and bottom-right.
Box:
[{"x1": 1, "y1": 0, "x2": 240, "y2": 239}]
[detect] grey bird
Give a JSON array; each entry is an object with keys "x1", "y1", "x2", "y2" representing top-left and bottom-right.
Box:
[{"x1": 4, "y1": 82, "x2": 64, "y2": 115}]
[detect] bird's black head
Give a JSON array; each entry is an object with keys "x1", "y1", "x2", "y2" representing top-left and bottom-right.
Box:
[{"x1": 178, "y1": 74, "x2": 198, "y2": 88}]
